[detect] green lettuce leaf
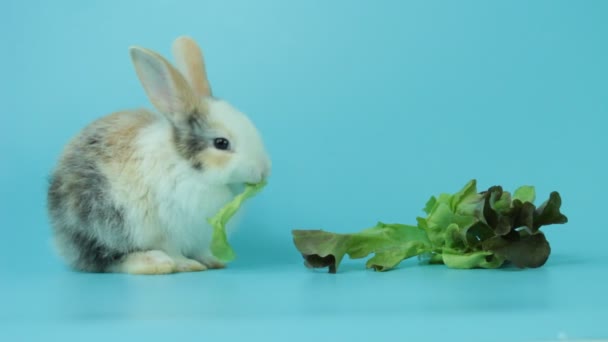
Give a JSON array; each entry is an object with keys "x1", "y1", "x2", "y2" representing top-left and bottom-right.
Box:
[
  {"x1": 291, "y1": 179, "x2": 568, "y2": 273},
  {"x1": 513, "y1": 185, "x2": 536, "y2": 203},
  {"x1": 440, "y1": 250, "x2": 504, "y2": 269},
  {"x1": 292, "y1": 223, "x2": 431, "y2": 273},
  {"x1": 208, "y1": 181, "x2": 267, "y2": 262}
]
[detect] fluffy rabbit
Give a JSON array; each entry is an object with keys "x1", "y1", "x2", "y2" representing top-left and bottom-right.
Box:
[{"x1": 47, "y1": 36, "x2": 271, "y2": 274}]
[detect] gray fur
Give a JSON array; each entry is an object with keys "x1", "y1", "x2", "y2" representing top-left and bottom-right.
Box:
[
  {"x1": 47, "y1": 129, "x2": 135, "y2": 272},
  {"x1": 172, "y1": 111, "x2": 209, "y2": 168}
]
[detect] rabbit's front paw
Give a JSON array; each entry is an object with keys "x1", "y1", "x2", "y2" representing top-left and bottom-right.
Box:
[
  {"x1": 173, "y1": 257, "x2": 208, "y2": 272},
  {"x1": 196, "y1": 254, "x2": 226, "y2": 269},
  {"x1": 111, "y1": 250, "x2": 176, "y2": 275}
]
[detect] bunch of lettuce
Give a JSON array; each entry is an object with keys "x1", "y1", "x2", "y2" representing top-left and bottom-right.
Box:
[
  {"x1": 208, "y1": 181, "x2": 267, "y2": 262},
  {"x1": 292, "y1": 180, "x2": 568, "y2": 273}
]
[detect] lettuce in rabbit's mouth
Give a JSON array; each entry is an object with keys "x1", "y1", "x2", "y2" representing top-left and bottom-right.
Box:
[
  {"x1": 208, "y1": 181, "x2": 267, "y2": 262},
  {"x1": 292, "y1": 180, "x2": 568, "y2": 273}
]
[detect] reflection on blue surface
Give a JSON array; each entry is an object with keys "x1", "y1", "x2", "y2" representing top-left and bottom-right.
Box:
[{"x1": 1, "y1": 0, "x2": 607, "y2": 341}]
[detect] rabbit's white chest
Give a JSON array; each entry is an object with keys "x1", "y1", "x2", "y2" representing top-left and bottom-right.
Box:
[{"x1": 148, "y1": 162, "x2": 234, "y2": 257}]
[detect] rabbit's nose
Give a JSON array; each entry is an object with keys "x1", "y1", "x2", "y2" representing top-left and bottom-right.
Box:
[
  {"x1": 262, "y1": 159, "x2": 271, "y2": 180},
  {"x1": 260, "y1": 168, "x2": 270, "y2": 181}
]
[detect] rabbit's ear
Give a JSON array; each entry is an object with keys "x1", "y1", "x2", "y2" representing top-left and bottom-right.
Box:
[
  {"x1": 172, "y1": 36, "x2": 212, "y2": 97},
  {"x1": 130, "y1": 46, "x2": 198, "y2": 122}
]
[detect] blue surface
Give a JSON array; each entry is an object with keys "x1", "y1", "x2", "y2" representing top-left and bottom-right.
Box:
[{"x1": 2, "y1": 0, "x2": 607, "y2": 341}]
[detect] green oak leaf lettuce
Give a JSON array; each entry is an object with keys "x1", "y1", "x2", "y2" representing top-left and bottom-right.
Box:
[
  {"x1": 208, "y1": 181, "x2": 267, "y2": 262},
  {"x1": 293, "y1": 223, "x2": 430, "y2": 273},
  {"x1": 292, "y1": 180, "x2": 568, "y2": 273}
]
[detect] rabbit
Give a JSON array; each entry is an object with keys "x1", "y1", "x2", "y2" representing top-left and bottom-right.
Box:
[{"x1": 46, "y1": 36, "x2": 271, "y2": 274}]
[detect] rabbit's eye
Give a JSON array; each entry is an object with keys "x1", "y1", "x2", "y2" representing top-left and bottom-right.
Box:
[{"x1": 213, "y1": 138, "x2": 230, "y2": 151}]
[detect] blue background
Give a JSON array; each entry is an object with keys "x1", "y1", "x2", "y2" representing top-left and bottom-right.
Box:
[{"x1": 2, "y1": 0, "x2": 607, "y2": 341}]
